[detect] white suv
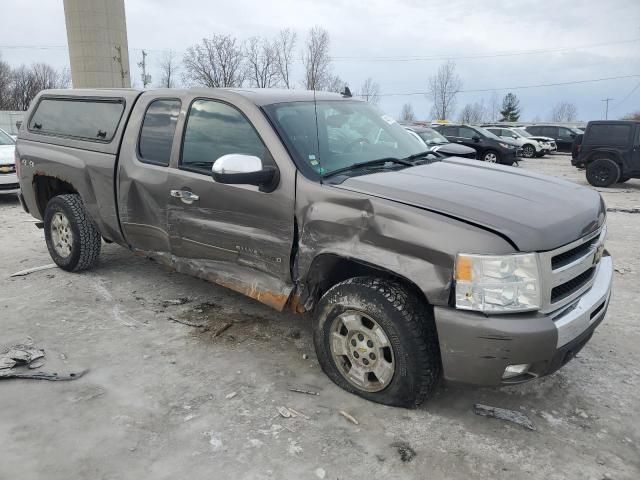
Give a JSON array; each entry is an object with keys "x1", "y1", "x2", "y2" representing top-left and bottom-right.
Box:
[
  {"x1": 0, "y1": 128, "x2": 19, "y2": 195},
  {"x1": 486, "y1": 127, "x2": 549, "y2": 158}
]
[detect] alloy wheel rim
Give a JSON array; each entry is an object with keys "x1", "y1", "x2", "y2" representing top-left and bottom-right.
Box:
[
  {"x1": 329, "y1": 310, "x2": 395, "y2": 392},
  {"x1": 485, "y1": 153, "x2": 497, "y2": 163},
  {"x1": 51, "y1": 212, "x2": 73, "y2": 258},
  {"x1": 524, "y1": 146, "x2": 534, "y2": 157}
]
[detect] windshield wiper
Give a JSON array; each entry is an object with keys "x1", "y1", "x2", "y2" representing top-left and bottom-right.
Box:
[
  {"x1": 404, "y1": 151, "x2": 435, "y2": 161},
  {"x1": 322, "y1": 157, "x2": 413, "y2": 179}
]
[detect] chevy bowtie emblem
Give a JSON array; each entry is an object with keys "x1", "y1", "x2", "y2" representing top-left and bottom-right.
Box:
[{"x1": 593, "y1": 244, "x2": 605, "y2": 265}]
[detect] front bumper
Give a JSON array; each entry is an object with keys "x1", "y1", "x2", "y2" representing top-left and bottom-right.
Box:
[
  {"x1": 0, "y1": 171, "x2": 20, "y2": 194},
  {"x1": 434, "y1": 254, "x2": 612, "y2": 386}
]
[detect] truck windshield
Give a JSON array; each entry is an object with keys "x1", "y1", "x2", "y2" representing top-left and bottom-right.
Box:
[{"x1": 264, "y1": 100, "x2": 425, "y2": 177}]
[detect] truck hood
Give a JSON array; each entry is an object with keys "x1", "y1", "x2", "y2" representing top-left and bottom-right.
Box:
[{"x1": 333, "y1": 157, "x2": 605, "y2": 252}]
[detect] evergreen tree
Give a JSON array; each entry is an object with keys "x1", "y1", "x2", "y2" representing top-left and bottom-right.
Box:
[{"x1": 500, "y1": 92, "x2": 521, "y2": 121}]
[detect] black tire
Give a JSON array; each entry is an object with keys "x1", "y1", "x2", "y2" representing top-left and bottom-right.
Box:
[
  {"x1": 313, "y1": 277, "x2": 441, "y2": 408},
  {"x1": 586, "y1": 158, "x2": 621, "y2": 187},
  {"x1": 522, "y1": 144, "x2": 536, "y2": 158},
  {"x1": 482, "y1": 150, "x2": 500, "y2": 164},
  {"x1": 44, "y1": 194, "x2": 101, "y2": 272}
]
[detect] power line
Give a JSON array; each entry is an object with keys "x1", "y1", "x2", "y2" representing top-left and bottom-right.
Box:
[
  {"x1": 611, "y1": 80, "x2": 640, "y2": 110},
  {"x1": 378, "y1": 74, "x2": 640, "y2": 97},
  {"x1": 331, "y1": 38, "x2": 640, "y2": 62}
]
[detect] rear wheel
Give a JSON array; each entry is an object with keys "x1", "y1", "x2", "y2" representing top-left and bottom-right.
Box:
[
  {"x1": 522, "y1": 144, "x2": 536, "y2": 158},
  {"x1": 586, "y1": 158, "x2": 620, "y2": 187},
  {"x1": 44, "y1": 194, "x2": 101, "y2": 271},
  {"x1": 313, "y1": 277, "x2": 441, "y2": 407}
]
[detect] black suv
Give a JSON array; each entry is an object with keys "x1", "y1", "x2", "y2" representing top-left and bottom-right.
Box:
[
  {"x1": 574, "y1": 120, "x2": 640, "y2": 187},
  {"x1": 433, "y1": 124, "x2": 520, "y2": 165},
  {"x1": 524, "y1": 125, "x2": 583, "y2": 153}
]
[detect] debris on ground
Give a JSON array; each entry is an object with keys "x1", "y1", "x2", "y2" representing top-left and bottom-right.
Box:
[
  {"x1": 288, "y1": 386, "x2": 319, "y2": 396},
  {"x1": 211, "y1": 322, "x2": 232, "y2": 338},
  {"x1": 162, "y1": 297, "x2": 190, "y2": 307},
  {"x1": 225, "y1": 391, "x2": 237, "y2": 400},
  {"x1": 0, "y1": 369, "x2": 88, "y2": 381},
  {"x1": 473, "y1": 403, "x2": 536, "y2": 431},
  {"x1": 614, "y1": 266, "x2": 632, "y2": 275},
  {"x1": 287, "y1": 407, "x2": 310, "y2": 420},
  {"x1": 339, "y1": 410, "x2": 359, "y2": 425},
  {"x1": 0, "y1": 342, "x2": 87, "y2": 382},
  {"x1": 168, "y1": 316, "x2": 206, "y2": 328},
  {"x1": 391, "y1": 441, "x2": 416, "y2": 463},
  {"x1": 314, "y1": 467, "x2": 326, "y2": 479},
  {"x1": 606, "y1": 207, "x2": 640, "y2": 214},
  {"x1": 302, "y1": 353, "x2": 309, "y2": 360},
  {"x1": 9, "y1": 264, "x2": 58, "y2": 277},
  {"x1": 277, "y1": 406, "x2": 292, "y2": 418}
]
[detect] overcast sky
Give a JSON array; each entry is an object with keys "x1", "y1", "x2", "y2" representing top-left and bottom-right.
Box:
[{"x1": 2, "y1": 0, "x2": 639, "y2": 120}]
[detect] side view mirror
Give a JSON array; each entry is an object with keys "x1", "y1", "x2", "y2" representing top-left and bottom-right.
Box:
[
  {"x1": 472, "y1": 135, "x2": 481, "y2": 142},
  {"x1": 512, "y1": 135, "x2": 518, "y2": 139},
  {"x1": 212, "y1": 154, "x2": 278, "y2": 192}
]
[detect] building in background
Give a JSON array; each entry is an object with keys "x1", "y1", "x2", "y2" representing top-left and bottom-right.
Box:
[{"x1": 63, "y1": 0, "x2": 131, "y2": 88}]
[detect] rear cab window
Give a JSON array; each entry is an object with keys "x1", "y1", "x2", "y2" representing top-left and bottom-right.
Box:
[
  {"x1": 28, "y1": 97, "x2": 125, "y2": 142},
  {"x1": 585, "y1": 124, "x2": 633, "y2": 146},
  {"x1": 138, "y1": 99, "x2": 181, "y2": 166}
]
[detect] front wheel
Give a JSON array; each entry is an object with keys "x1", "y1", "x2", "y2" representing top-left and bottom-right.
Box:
[
  {"x1": 44, "y1": 194, "x2": 101, "y2": 271},
  {"x1": 482, "y1": 150, "x2": 499, "y2": 163},
  {"x1": 313, "y1": 277, "x2": 441, "y2": 407}
]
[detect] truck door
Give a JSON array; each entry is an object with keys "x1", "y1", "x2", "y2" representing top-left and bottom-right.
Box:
[
  {"x1": 166, "y1": 96, "x2": 296, "y2": 308},
  {"x1": 117, "y1": 95, "x2": 181, "y2": 253},
  {"x1": 632, "y1": 126, "x2": 640, "y2": 173}
]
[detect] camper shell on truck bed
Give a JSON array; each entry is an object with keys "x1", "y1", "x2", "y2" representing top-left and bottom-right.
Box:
[{"x1": 16, "y1": 88, "x2": 613, "y2": 407}]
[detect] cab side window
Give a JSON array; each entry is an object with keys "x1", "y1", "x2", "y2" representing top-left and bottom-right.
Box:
[
  {"x1": 181, "y1": 99, "x2": 273, "y2": 173},
  {"x1": 138, "y1": 99, "x2": 181, "y2": 166},
  {"x1": 459, "y1": 127, "x2": 476, "y2": 139}
]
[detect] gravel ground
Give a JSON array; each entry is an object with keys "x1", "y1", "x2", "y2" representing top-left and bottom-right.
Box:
[{"x1": 0, "y1": 154, "x2": 638, "y2": 480}]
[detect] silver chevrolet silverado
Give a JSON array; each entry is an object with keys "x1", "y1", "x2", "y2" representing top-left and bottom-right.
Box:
[{"x1": 16, "y1": 88, "x2": 612, "y2": 407}]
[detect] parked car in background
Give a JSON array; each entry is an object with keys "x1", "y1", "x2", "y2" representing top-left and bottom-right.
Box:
[
  {"x1": 433, "y1": 124, "x2": 520, "y2": 165},
  {"x1": 524, "y1": 125, "x2": 583, "y2": 153},
  {"x1": 402, "y1": 124, "x2": 477, "y2": 159},
  {"x1": 512, "y1": 127, "x2": 557, "y2": 154},
  {"x1": 573, "y1": 120, "x2": 640, "y2": 187},
  {"x1": 16, "y1": 87, "x2": 612, "y2": 407},
  {"x1": 485, "y1": 126, "x2": 547, "y2": 158},
  {"x1": 0, "y1": 128, "x2": 19, "y2": 195}
]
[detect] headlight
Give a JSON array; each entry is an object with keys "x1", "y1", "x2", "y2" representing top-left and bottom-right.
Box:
[
  {"x1": 455, "y1": 253, "x2": 541, "y2": 313},
  {"x1": 498, "y1": 142, "x2": 514, "y2": 149}
]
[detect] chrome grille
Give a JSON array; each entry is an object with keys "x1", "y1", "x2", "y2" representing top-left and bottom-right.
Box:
[{"x1": 538, "y1": 225, "x2": 606, "y2": 314}]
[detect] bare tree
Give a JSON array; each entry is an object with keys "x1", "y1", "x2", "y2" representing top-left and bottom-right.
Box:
[
  {"x1": 137, "y1": 50, "x2": 152, "y2": 87},
  {"x1": 427, "y1": 61, "x2": 462, "y2": 120},
  {"x1": 302, "y1": 26, "x2": 331, "y2": 90},
  {"x1": 274, "y1": 29, "x2": 297, "y2": 89},
  {"x1": 183, "y1": 34, "x2": 246, "y2": 88},
  {"x1": 0, "y1": 56, "x2": 13, "y2": 109},
  {"x1": 488, "y1": 91, "x2": 499, "y2": 122},
  {"x1": 399, "y1": 103, "x2": 415, "y2": 122},
  {"x1": 326, "y1": 75, "x2": 345, "y2": 93},
  {"x1": 550, "y1": 101, "x2": 578, "y2": 122},
  {"x1": 622, "y1": 111, "x2": 640, "y2": 120},
  {"x1": 458, "y1": 100, "x2": 487, "y2": 123},
  {"x1": 358, "y1": 77, "x2": 380, "y2": 104},
  {"x1": 245, "y1": 36, "x2": 280, "y2": 88},
  {"x1": 158, "y1": 50, "x2": 179, "y2": 88}
]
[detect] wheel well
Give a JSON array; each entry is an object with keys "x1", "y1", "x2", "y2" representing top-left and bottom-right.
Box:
[
  {"x1": 33, "y1": 175, "x2": 78, "y2": 217},
  {"x1": 586, "y1": 151, "x2": 621, "y2": 166},
  {"x1": 301, "y1": 254, "x2": 430, "y2": 311}
]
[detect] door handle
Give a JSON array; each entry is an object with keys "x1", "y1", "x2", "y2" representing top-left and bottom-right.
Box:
[{"x1": 170, "y1": 189, "x2": 199, "y2": 204}]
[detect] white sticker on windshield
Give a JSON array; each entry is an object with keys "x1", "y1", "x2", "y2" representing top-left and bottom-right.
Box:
[{"x1": 381, "y1": 115, "x2": 396, "y2": 125}]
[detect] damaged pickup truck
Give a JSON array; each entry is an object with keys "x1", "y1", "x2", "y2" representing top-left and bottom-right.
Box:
[{"x1": 16, "y1": 88, "x2": 613, "y2": 407}]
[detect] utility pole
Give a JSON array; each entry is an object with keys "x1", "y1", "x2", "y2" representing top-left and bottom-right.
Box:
[
  {"x1": 138, "y1": 49, "x2": 151, "y2": 88},
  {"x1": 602, "y1": 98, "x2": 614, "y2": 120},
  {"x1": 113, "y1": 45, "x2": 128, "y2": 88}
]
